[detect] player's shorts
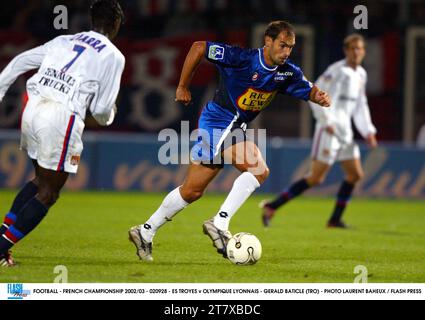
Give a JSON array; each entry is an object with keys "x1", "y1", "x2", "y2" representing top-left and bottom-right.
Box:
[
  {"x1": 20, "y1": 95, "x2": 84, "y2": 174},
  {"x1": 311, "y1": 125, "x2": 360, "y2": 165},
  {"x1": 191, "y1": 101, "x2": 247, "y2": 166}
]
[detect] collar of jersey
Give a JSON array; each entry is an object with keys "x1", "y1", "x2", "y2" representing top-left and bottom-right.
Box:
[{"x1": 258, "y1": 48, "x2": 278, "y2": 72}]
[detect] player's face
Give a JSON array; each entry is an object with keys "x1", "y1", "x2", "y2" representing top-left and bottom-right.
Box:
[
  {"x1": 266, "y1": 32, "x2": 295, "y2": 66},
  {"x1": 344, "y1": 40, "x2": 366, "y2": 66}
]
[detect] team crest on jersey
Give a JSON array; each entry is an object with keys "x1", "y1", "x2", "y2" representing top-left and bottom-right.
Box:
[
  {"x1": 237, "y1": 88, "x2": 277, "y2": 112},
  {"x1": 252, "y1": 72, "x2": 259, "y2": 81},
  {"x1": 208, "y1": 45, "x2": 224, "y2": 61},
  {"x1": 70, "y1": 155, "x2": 81, "y2": 166}
]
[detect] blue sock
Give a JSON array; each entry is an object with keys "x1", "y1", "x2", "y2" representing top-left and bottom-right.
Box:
[
  {"x1": 0, "y1": 197, "x2": 48, "y2": 255},
  {"x1": 0, "y1": 181, "x2": 38, "y2": 235},
  {"x1": 267, "y1": 179, "x2": 310, "y2": 210},
  {"x1": 329, "y1": 181, "x2": 355, "y2": 223}
]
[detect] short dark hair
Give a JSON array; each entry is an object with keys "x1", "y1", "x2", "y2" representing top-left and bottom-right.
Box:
[
  {"x1": 265, "y1": 21, "x2": 295, "y2": 40},
  {"x1": 90, "y1": 0, "x2": 124, "y2": 33},
  {"x1": 343, "y1": 33, "x2": 365, "y2": 48}
]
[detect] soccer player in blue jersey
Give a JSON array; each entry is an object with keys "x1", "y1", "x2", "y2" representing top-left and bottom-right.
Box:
[{"x1": 129, "y1": 21, "x2": 331, "y2": 261}]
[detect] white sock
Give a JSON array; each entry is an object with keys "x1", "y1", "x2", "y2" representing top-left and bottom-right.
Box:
[
  {"x1": 213, "y1": 172, "x2": 260, "y2": 231},
  {"x1": 140, "y1": 186, "x2": 188, "y2": 242}
]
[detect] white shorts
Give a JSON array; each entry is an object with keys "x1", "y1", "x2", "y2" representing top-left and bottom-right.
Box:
[
  {"x1": 311, "y1": 126, "x2": 360, "y2": 165},
  {"x1": 20, "y1": 96, "x2": 84, "y2": 174}
]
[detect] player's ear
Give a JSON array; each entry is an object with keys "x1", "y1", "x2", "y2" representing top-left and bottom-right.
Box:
[{"x1": 264, "y1": 36, "x2": 273, "y2": 48}]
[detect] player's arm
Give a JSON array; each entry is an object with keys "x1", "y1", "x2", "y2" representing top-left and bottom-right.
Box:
[
  {"x1": 353, "y1": 80, "x2": 377, "y2": 148},
  {"x1": 176, "y1": 41, "x2": 207, "y2": 106},
  {"x1": 309, "y1": 67, "x2": 342, "y2": 134},
  {"x1": 90, "y1": 52, "x2": 125, "y2": 126},
  {"x1": 0, "y1": 45, "x2": 47, "y2": 102}
]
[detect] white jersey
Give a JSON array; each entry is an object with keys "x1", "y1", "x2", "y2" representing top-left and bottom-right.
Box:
[
  {"x1": 309, "y1": 59, "x2": 376, "y2": 144},
  {"x1": 0, "y1": 30, "x2": 125, "y2": 125}
]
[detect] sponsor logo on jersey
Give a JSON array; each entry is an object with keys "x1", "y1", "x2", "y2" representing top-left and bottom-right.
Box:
[
  {"x1": 38, "y1": 68, "x2": 77, "y2": 95},
  {"x1": 237, "y1": 88, "x2": 277, "y2": 112},
  {"x1": 274, "y1": 71, "x2": 293, "y2": 82},
  {"x1": 208, "y1": 45, "x2": 224, "y2": 60}
]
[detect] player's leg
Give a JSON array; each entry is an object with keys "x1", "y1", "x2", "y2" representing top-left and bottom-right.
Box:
[
  {"x1": 129, "y1": 162, "x2": 221, "y2": 261},
  {"x1": 327, "y1": 157, "x2": 364, "y2": 228},
  {"x1": 0, "y1": 160, "x2": 40, "y2": 236},
  {"x1": 213, "y1": 140, "x2": 266, "y2": 229},
  {"x1": 261, "y1": 126, "x2": 336, "y2": 226},
  {"x1": 0, "y1": 163, "x2": 68, "y2": 261},
  {"x1": 203, "y1": 140, "x2": 266, "y2": 257},
  {"x1": 0, "y1": 95, "x2": 41, "y2": 237},
  {"x1": 262, "y1": 159, "x2": 332, "y2": 226}
]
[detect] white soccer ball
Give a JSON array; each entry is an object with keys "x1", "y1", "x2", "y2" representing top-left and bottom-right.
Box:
[{"x1": 226, "y1": 232, "x2": 262, "y2": 265}]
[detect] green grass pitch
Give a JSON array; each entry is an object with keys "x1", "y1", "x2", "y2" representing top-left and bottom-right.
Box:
[{"x1": 0, "y1": 190, "x2": 424, "y2": 283}]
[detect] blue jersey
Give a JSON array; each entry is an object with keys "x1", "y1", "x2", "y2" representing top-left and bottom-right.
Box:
[{"x1": 205, "y1": 41, "x2": 313, "y2": 123}]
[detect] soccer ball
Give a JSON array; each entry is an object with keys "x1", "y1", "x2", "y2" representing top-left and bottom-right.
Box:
[{"x1": 226, "y1": 232, "x2": 262, "y2": 265}]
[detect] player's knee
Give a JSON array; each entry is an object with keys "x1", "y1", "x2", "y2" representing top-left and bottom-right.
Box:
[
  {"x1": 307, "y1": 175, "x2": 325, "y2": 186},
  {"x1": 37, "y1": 189, "x2": 60, "y2": 207},
  {"x1": 346, "y1": 171, "x2": 364, "y2": 184},
  {"x1": 31, "y1": 177, "x2": 39, "y2": 187},
  {"x1": 180, "y1": 188, "x2": 204, "y2": 204},
  {"x1": 255, "y1": 167, "x2": 270, "y2": 185}
]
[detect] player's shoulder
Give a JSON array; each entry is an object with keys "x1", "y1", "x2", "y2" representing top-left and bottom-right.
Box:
[
  {"x1": 91, "y1": 33, "x2": 125, "y2": 66},
  {"x1": 357, "y1": 65, "x2": 367, "y2": 77},
  {"x1": 278, "y1": 59, "x2": 303, "y2": 76},
  {"x1": 44, "y1": 34, "x2": 73, "y2": 47},
  {"x1": 327, "y1": 59, "x2": 346, "y2": 73},
  {"x1": 109, "y1": 46, "x2": 125, "y2": 66},
  {"x1": 207, "y1": 41, "x2": 254, "y2": 62}
]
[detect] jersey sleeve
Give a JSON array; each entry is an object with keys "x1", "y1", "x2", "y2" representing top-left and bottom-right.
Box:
[
  {"x1": 89, "y1": 52, "x2": 125, "y2": 126},
  {"x1": 281, "y1": 67, "x2": 313, "y2": 101},
  {"x1": 205, "y1": 41, "x2": 250, "y2": 68},
  {"x1": 0, "y1": 45, "x2": 47, "y2": 101},
  {"x1": 309, "y1": 65, "x2": 342, "y2": 127},
  {"x1": 0, "y1": 35, "x2": 72, "y2": 101},
  {"x1": 353, "y1": 74, "x2": 377, "y2": 138}
]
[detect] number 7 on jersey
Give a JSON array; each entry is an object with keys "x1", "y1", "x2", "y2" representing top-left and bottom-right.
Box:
[{"x1": 61, "y1": 45, "x2": 86, "y2": 73}]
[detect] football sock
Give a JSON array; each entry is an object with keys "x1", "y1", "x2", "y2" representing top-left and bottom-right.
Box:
[
  {"x1": 266, "y1": 178, "x2": 310, "y2": 210},
  {"x1": 0, "y1": 181, "x2": 38, "y2": 235},
  {"x1": 329, "y1": 180, "x2": 355, "y2": 222},
  {"x1": 141, "y1": 186, "x2": 188, "y2": 242},
  {"x1": 0, "y1": 197, "x2": 48, "y2": 255},
  {"x1": 213, "y1": 172, "x2": 260, "y2": 231}
]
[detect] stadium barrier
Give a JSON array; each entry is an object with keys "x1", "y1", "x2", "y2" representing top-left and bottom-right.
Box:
[{"x1": 0, "y1": 130, "x2": 423, "y2": 198}]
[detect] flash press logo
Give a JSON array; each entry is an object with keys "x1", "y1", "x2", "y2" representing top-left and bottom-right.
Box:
[{"x1": 7, "y1": 283, "x2": 31, "y2": 300}]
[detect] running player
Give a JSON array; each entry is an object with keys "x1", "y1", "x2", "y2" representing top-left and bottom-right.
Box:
[
  {"x1": 262, "y1": 33, "x2": 377, "y2": 229},
  {"x1": 0, "y1": 0, "x2": 125, "y2": 266},
  {"x1": 129, "y1": 21, "x2": 331, "y2": 262}
]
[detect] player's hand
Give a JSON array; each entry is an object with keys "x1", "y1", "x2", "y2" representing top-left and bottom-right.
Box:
[
  {"x1": 314, "y1": 90, "x2": 331, "y2": 108},
  {"x1": 325, "y1": 125, "x2": 335, "y2": 135},
  {"x1": 106, "y1": 104, "x2": 117, "y2": 126},
  {"x1": 366, "y1": 134, "x2": 378, "y2": 149},
  {"x1": 311, "y1": 87, "x2": 331, "y2": 107},
  {"x1": 175, "y1": 86, "x2": 192, "y2": 106}
]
